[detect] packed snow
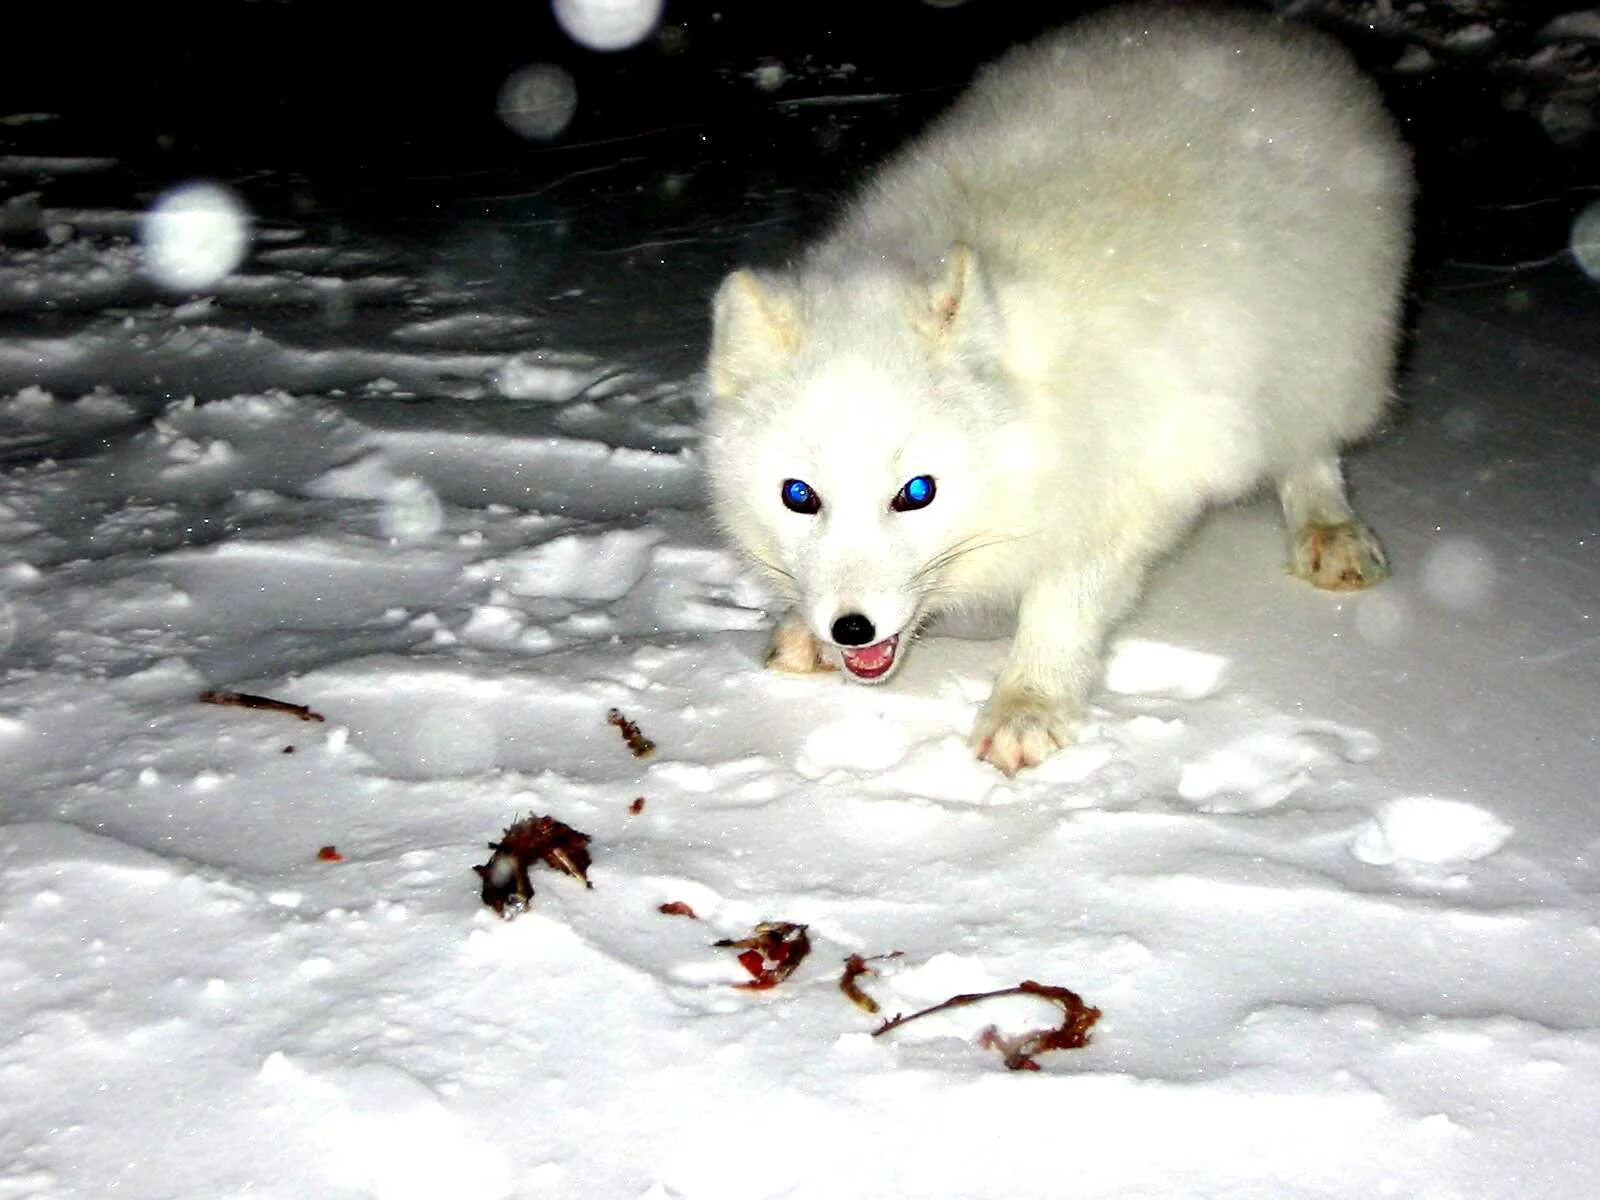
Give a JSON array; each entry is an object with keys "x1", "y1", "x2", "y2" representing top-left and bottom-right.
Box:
[{"x1": 3, "y1": 4, "x2": 1599, "y2": 1199}]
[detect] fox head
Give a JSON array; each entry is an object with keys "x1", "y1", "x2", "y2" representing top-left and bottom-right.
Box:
[{"x1": 703, "y1": 245, "x2": 1030, "y2": 681}]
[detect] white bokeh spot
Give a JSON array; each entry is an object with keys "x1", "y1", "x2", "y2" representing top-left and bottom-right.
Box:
[
  {"x1": 1354, "y1": 586, "x2": 1410, "y2": 647},
  {"x1": 1572, "y1": 199, "x2": 1600, "y2": 282},
  {"x1": 140, "y1": 182, "x2": 251, "y2": 292},
  {"x1": 498, "y1": 64, "x2": 579, "y2": 140},
  {"x1": 381, "y1": 478, "x2": 445, "y2": 544},
  {"x1": 552, "y1": 0, "x2": 662, "y2": 52},
  {"x1": 1420, "y1": 537, "x2": 1496, "y2": 613}
]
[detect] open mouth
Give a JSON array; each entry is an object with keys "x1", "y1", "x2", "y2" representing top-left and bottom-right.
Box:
[{"x1": 839, "y1": 634, "x2": 899, "y2": 681}]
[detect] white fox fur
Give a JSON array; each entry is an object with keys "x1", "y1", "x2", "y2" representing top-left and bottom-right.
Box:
[{"x1": 703, "y1": 3, "x2": 1412, "y2": 774}]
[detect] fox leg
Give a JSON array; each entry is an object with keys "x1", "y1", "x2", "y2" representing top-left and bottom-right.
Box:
[
  {"x1": 972, "y1": 551, "x2": 1148, "y2": 775},
  {"x1": 1279, "y1": 457, "x2": 1388, "y2": 591}
]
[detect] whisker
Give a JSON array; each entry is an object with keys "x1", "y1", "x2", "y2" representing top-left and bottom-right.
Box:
[
  {"x1": 912, "y1": 531, "x2": 1025, "y2": 585},
  {"x1": 736, "y1": 548, "x2": 799, "y2": 600}
]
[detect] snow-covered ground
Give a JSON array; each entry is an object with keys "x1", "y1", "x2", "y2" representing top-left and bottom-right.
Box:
[{"x1": 3, "y1": 4, "x2": 1600, "y2": 1198}]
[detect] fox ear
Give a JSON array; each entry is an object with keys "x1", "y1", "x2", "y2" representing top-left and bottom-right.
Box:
[
  {"x1": 708, "y1": 269, "x2": 804, "y2": 399},
  {"x1": 921, "y1": 243, "x2": 999, "y2": 352}
]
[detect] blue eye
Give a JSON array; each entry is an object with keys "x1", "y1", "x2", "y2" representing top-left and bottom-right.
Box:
[
  {"x1": 891, "y1": 474, "x2": 936, "y2": 512},
  {"x1": 781, "y1": 478, "x2": 820, "y2": 514}
]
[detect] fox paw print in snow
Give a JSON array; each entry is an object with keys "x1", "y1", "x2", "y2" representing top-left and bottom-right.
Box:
[{"x1": 971, "y1": 691, "x2": 1077, "y2": 776}]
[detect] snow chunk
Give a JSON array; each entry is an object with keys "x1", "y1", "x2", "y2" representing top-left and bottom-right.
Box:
[
  {"x1": 1444, "y1": 23, "x2": 1496, "y2": 52},
  {"x1": 478, "y1": 528, "x2": 662, "y2": 602},
  {"x1": 1539, "y1": 11, "x2": 1600, "y2": 42},
  {"x1": 1350, "y1": 797, "x2": 1512, "y2": 866},
  {"x1": 496, "y1": 353, "x2": 607, "y2": 401},
  {"x1": 1104, "y1": 638, "x2": 1228, "y2": 699},
  {"x1": 305, "y1": 449, "x2": 409, "y2": 500},
  {"x1": 1178, "y1": 723, "x2": 1378, "y2": 812}
]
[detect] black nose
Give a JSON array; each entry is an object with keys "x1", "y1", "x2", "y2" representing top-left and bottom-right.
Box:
[{"x1": 831, "y1": 613, "x2": 877, "y2": 646}]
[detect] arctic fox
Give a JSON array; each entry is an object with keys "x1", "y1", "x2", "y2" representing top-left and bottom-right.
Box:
[{"x1": 703, "y1": 4, "x2": 1412, "y2": 774}]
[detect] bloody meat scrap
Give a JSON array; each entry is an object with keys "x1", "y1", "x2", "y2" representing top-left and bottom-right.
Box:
[
  {"x1": 838, "y1": 952, "x2": 903, "y2": 1015},
  {"x1": 200, "y1": 689, "x2": 325, "y2": 723},
  {"x1": 714, "y1": 922, "x2": 811, "y2": 990},
  {"x1": 657, "y1": 901, "x2": 699, "y2": 918},
  {"x1": 473, "y1": 814, "x2": 593, "y2": 917},
  {"x1": 872, "y1": 980, "x2": 1100, "y2": 1071},
  {"x1": 606, "y1": 707, "x2": 656, "y2": 757}
]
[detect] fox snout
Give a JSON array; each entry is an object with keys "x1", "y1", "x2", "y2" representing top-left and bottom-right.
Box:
[{"x1": 830, "y1": 612, "x2": 878, "y2": 646}]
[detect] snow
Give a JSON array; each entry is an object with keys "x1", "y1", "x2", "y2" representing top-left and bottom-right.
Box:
[{"x1": 3, "y1": 7, "x2": 1600, "y2": 1199}]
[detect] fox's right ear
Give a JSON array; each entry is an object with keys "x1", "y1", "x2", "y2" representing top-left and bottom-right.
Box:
[{"x1": 708, "y1": 269, "x2": 803, "y2": 400}]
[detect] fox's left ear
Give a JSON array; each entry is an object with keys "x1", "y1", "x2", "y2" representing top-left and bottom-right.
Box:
[
  {"x1": 708, "y1": 269, "x2": 804, "y2": 400},
  {"x1": 919, "y1": 244, "x2": 1001, "y2": 354}
]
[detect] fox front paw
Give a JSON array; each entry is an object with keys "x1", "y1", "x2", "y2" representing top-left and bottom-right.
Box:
[
  {"x1": 764, "y1": 614, "x2": 836, "y2": 675},
  {"x1": 971, "y1": 690, "x2": 1077, "y2": 776},
  {"x1": 1292, "y1": 522, "x2": 1389, "y2": 592}
]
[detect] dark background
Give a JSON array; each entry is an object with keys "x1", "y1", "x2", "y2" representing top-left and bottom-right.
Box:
[
  {"x1": 2, "y1": 0, "x2": 1596, "y2": 369},
  {"x1": 5, "y1": 3, "x2": 1595, "y2": 223}
]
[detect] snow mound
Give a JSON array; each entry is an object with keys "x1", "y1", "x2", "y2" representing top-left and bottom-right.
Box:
[{"x1": 1350, "y1": 796, "x2": 1513, "y2": 866}]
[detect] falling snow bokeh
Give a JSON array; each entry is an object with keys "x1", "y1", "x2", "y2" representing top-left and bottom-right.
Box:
[
  {"x1": 381, "y1": 478, "x2": 446, "y2": 545},
  {"x1": 497, "y1": 64, "x2": 579, "y2": 141},
  {"x1": 1419, "y1": 535, "x2": 1497, "y2": 613},
  {"x1": 551, "y1": 0, "x2": 662, "y2": 52},
  {"x1": 1573, "y1": 199, "x2": 1600, "y2": 280},
  {"x1": 138, "y1": 182, "x2": 251, "y2": 292}
]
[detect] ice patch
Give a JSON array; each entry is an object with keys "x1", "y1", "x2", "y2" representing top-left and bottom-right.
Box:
[{"x1": 1350, "y1": 797, "x2": 1512, "y2": 866}]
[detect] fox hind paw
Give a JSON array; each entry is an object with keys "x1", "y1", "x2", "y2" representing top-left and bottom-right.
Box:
[{"x1": 1292, "y1": 522, "x2": 1389, "y2": 592}]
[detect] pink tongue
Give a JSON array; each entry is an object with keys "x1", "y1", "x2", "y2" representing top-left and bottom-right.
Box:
[{"x1": 842, "y1": 637, "x2": 896, "y2": 675}]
